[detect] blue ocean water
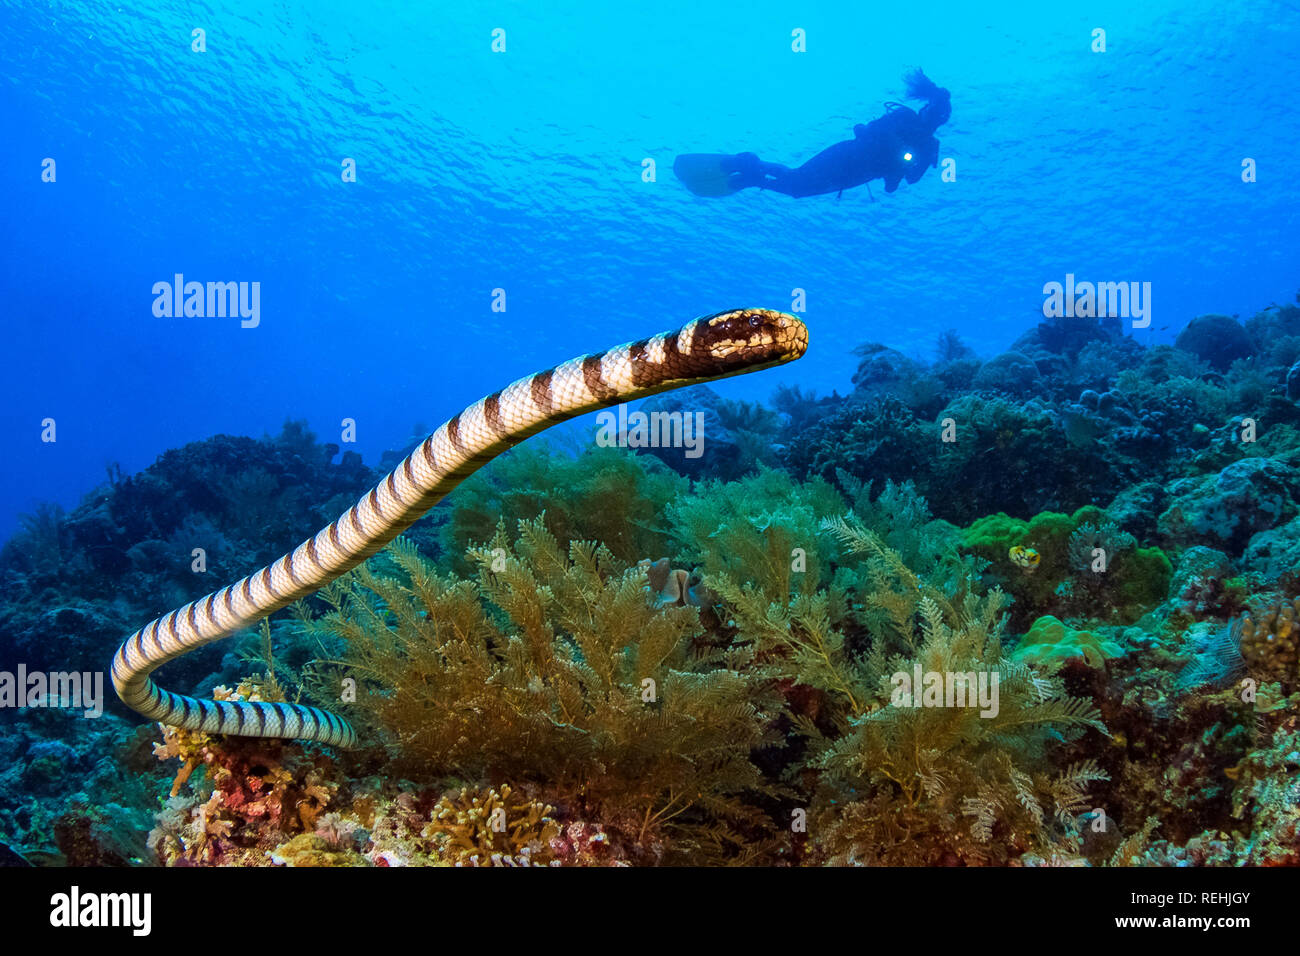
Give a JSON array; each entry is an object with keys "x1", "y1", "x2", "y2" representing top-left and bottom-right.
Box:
[{"x1": 1, "y1": 0, "x2": 1296, "y2": 542}]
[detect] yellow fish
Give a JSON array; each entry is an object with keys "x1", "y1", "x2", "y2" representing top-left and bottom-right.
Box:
[{"x1": 1009, "y1": 545, "x2": 1040, "y2": 573}]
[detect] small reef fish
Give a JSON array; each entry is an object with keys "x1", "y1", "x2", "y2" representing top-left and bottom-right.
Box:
[{"x1": 1009, "y1": 545, "x2": 1040, "y2": 574}]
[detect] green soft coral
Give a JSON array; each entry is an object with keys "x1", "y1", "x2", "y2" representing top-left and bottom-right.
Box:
[
  {"x1": 806, "y1": 518, "x2": 1109, "y2": 865},
  {"x1": 1113, "y1": 546, "x2": 1173, "y2": 610},
  {"x1": 1012, "y1": 615, "x2": 1124, "y2": 670},
  {"x1": 305, "y1": 520, "x2": 782, "y2": 862},
  {"x1": 963, "y1": 508, "x2": 1103, "y2": 589},
  {"x1": 668, "y1": 466, "x2": 846, "y2": 604},
  {"x1": 290, "y1": 473, "x2": 1126, "y2": 867},
  {"x1": 962, "y1": 507, "x2": 1169, "y2": 625},
  {"x1": 441, "y1": 443, "x2": 687, "y2": 570},
  {"x1": 711, "y1": 512, "x2": 1110, "y2": 865}
]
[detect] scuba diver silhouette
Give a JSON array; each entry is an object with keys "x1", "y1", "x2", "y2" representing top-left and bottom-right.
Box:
[{"x1": 674, "y1": 70, "x2": 951, "y2": 199}]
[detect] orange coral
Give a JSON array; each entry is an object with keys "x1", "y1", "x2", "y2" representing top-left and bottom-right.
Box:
[
  {"x1": 149, "y1": 678, "x2": 340, "y2": 865},
  {"x1": 424, "y1": 785, "x2": 559, "y2": 866}
]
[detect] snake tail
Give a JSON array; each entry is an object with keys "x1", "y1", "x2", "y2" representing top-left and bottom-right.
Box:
[{"x1": 111, "y1": 308, "x2": 809, "y2": 748}]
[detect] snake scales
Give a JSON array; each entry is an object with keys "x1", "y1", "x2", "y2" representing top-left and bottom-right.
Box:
[{"x1": 111, "y1": 308, "x2": 809, "y2": 748}]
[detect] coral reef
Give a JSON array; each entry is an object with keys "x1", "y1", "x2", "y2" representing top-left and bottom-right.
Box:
[
  {"x1": 439, "y1": 443, "x2": 687, "y2": 570},
  {"x1": 424, "y1": 785, "x2": 559, "y2": 866},
  {"x1": 1158, "y1": 458, "x2": 1300, "y2": 556},
  {"x1": 1243, "y1": 516, "x2": 1300, "y2": 582},
  {"x1": 800, "y1": 518, "x2": 1109, "y2": 865},
  {"x1": 636, "y1": 385, "x2": 784, "y2": 480},
  {"x1": 302, "y1": 524, "x2": 781, "y2": 862},
  {"x1": 0, "y1": 422, "x2": 379, "y2": 690},
  {"x1": 8, "y1": 295, "x2": 1300, "y2": 868},
  {"x1": 971, "y1": 350, "x2": 1041, "y2": 396},
  {"x1": 850, "y1": 343, "x2": 924, "y2": 402},
  {"x1": 960, "y1": 507, "x2": 1169, "y2": 628},
  {"x1": 148, "y1": 679, "x2": 342, "y2": 865}
]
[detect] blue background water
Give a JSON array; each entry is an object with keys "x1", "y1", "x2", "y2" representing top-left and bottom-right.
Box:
[{"x1": 2, "y1": 0, "x2": 1297, "y2": 542}]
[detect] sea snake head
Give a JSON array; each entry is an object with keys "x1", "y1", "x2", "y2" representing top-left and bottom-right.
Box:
[{"x1": 686, "y1": 308, "x2": 809, "y2": 377}]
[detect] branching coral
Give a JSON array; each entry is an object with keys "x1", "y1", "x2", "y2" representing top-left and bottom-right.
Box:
[
  {"x1": 303, "y1": 523, "x2": 783, "y2": 861},
  {"x1": 1068, "y1": 520, "x2": 1136, "y2": 573},
  {"x1": 440, "y1": 444, "x2": 686, "y2": 570},
  {"x1": 151, "y1": 678, "x2": 284, "y2": 797},
  {"x1": 149, "y1": 680, "x2": 339, "y2": 865},
  {"x1": 715, "y1": 514, "x2": 1109, "y2": 865},
  {"x1": 424, "y1": 784, "x2": 559, "y2": 866},
  {"x1": 668, "y1": 466, "x2": 845, "y2": 605},
  {"x1": 1225, "y1": 721, "x2": 1300, "y2": 864}
]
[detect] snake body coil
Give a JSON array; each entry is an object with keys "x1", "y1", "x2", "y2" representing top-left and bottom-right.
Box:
[{"x1": 112, "y1": 309, "x2": 809, "y2": 748}]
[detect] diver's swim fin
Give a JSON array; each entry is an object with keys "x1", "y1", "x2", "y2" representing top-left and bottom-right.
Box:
[{"x1": 673, "y1": 153, "x2": 750, "y2": 197}]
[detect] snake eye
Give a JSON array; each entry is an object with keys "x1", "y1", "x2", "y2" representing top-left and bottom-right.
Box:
[{"x1": 749, "y1": 316, "x2": 762, "y2": 328}]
